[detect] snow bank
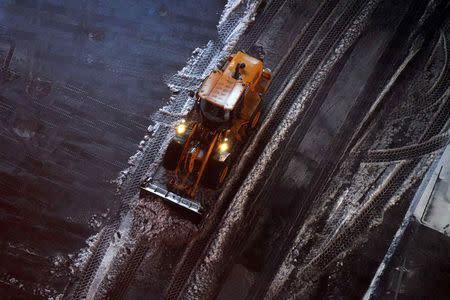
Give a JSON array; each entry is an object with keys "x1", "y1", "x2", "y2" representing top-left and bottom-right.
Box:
[
  {"x1": 70, "y1": 0, "x2": 262, "y2": 297},
  {"x1": 183, "y1": 1, "x2": 382, "y2": 298}
]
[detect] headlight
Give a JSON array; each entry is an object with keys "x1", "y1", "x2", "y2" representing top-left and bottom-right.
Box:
[
  {"x1": 176, "y1": 124, "x2": 186, "y2": 135},
  {"x1": 218, "y1": 138, "x2": 229, "y2": 152},
  {"x1": 218, "y1": 142, "x2": 229, "y2": 152},
  {"x1": 176, "y1": 119, "x2": 186, "y2": 135}
]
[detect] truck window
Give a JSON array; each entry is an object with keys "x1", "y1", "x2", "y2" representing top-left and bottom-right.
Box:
[{"x1": 200, "y1": 99, "x2": 230, "y2": 123}]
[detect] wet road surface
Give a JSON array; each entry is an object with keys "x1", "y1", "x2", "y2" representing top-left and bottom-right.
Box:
[{"x1": 0, "y1": 0, "x2": 224, "y2": 297}]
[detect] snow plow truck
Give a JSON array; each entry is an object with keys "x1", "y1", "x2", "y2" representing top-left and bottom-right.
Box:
[{"x1": 141, "y1": 51, "x2": 272, "y2": 220}]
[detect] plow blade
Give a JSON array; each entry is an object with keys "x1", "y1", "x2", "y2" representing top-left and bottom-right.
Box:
[{"x1": 140, "y1": 178, "x2": 204, "y2": 223}]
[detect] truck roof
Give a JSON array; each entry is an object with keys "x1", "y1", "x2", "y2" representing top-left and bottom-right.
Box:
[{"x1": 198, "y1": 51, "x2": 263, "y2": 110}]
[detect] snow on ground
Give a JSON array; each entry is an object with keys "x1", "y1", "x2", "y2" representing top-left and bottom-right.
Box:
[
  {"x1": 218, "y1": 0, "x2": 245, "y2": 29},
  {"x1": 363, "y1": 147, "x2": 444, "y2": 299},
  {"x1": 115, "y1": 0, "x2": 261, "y2": 192},
  {"x1": 267, "y1": 8, "x2": 450, "y2": 298},
  {"x1": 183, "y1": 1, "x2": 383, "y2": 298},
  {"x1": 85, "y1": 211, "x2": 134, "y2": 299},
  {"x1": 0, "y1": 272, "x2": 61, "y2": 300},
  {"x1": 133, "y1": 197, "x2": 198, "y2": 246},
  {"x1": 67, "y1": 0, "x2": 262, "y2": 297},
  {"x1": 70, "y1": 232, "x2": 101, "y2": 276}
]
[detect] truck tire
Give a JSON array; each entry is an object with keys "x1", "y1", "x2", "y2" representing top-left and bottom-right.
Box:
[
  {"x1": 242, "y1": 107, "x2": 261, "y2": 138},
  {"x1": 163, "y1": 140, "x2": 184, "y2": 171},
  {"x1": 203, "y1": 158, "x2": 230, "y2": 189}
]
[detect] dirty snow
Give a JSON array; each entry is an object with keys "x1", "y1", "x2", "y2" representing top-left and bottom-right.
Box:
[
  {"x1": 266, "y1": 3, "x2": 448, "y2": 298},
  {"x1": 182, "y1": 1, "x2": 382, "y2": 298},
  {"x1": 70, "y1": 0, "x2": 261, "y2": 297}
]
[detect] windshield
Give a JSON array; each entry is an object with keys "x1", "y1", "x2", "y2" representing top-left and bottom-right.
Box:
[{"x1": 200, "y1": 99, "x2": 230, "y2": 123}]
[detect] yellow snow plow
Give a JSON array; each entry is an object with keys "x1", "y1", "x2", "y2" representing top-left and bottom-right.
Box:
[{"x1": 141, "y1": 51, "x2": 272, "y2": 220}]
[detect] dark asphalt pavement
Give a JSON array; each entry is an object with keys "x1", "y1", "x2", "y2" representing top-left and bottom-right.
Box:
[{"x1": 0, "y1": 0, "x2": 224, "y2": 297}]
